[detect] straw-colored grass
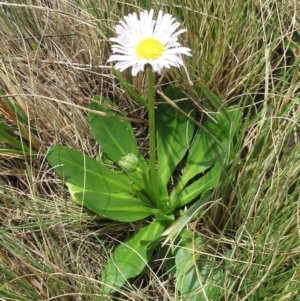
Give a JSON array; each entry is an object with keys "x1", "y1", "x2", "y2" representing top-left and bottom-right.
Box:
[{"x1": 1, "y1": 0, "x2": 299, "y2": 300}]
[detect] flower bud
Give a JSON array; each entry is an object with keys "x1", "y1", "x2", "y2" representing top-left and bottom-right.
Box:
[{"x1": 118, "y1": 153, "x2": 139, "y2": 172}]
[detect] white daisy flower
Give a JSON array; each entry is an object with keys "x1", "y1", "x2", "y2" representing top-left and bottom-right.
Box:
[{"x1": 108, "y1": 9, "x2": 192, "y2": 76}]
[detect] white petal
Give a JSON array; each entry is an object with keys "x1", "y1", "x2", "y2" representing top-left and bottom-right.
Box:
[
  {"x1": 108, "y1": 9, "x2": 191, "y2": 76},
  {"x1": 165, "y1": 47, "x2": 192, "y2": 56}
]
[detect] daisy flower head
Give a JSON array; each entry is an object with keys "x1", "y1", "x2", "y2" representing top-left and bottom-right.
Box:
[{"x1": 108, "y1": 9, "x2": 192, "y2": 76}]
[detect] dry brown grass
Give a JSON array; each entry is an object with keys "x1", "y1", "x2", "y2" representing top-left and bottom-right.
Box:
[{"x1": 1, "y1": 2, "x2": 107, "y2": 151}]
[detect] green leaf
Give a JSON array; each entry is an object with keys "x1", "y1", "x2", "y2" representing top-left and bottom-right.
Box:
[
  {"x1": 101, "y1": 220, "x2": 164, "y2": 294},
  {"x1": 89, "y1": 96, "x2": 148, "y2": 189},
  {"x1": 68, "y1": 183, "x2": 153, "y2": 222},
  {"x1": 175, "y1": 237, "x2": 223, "y2": 301},
  {"x1": 47, "y1": 146, "x2": 154, "y2": 222},
  {"x1": 171, "y1": 106, "x2": 241, "y2": 207},
  {"x1": 89, "y1": 96, "x2": 143, "y2": 165},
  {"x1": 156, "y1": 86, "x2": 195, "y2": 187},
  {"x1": 48, "y1": 146, "x2": 133, "y2": 193},
  {"x1": 175, "y1": 114, "x2": 229, "y2": 192},
  {"x1": 161, "y1": 192, "x2": 212, "y2": 246},
  {"x1": 177, "y1": 161, "x2": 222, "y2": 207},
  {"x1": 151, "y1": 209, "x2": 174, "y2": 221}
]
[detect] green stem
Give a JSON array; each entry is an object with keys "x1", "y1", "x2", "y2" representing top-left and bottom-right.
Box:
[
  {"x1": 147, "y1": 66, "x2": 161, "y2": 209},
  {"x1": 136, "y1": 167, "x2": 155, "y2": 206}
]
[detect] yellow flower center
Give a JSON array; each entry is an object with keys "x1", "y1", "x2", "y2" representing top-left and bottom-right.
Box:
[{"x1": 136, "y1": 37, "x2": 164, "y2": 60}]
